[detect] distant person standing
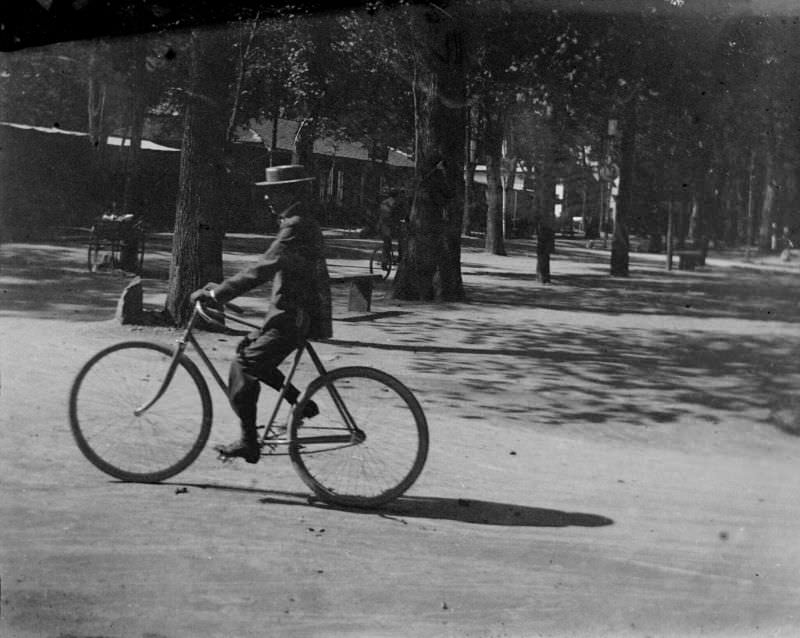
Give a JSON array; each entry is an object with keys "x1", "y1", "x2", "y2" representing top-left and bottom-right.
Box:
[
  {"x1": 536, "y1": 221, "x2": 555, "y2": 284},
  {"x1": 378, "y1": 189, "x2": 404, "y2": 268}
]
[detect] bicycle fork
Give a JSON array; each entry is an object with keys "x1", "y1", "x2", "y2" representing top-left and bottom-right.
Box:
[{"x1": 133, "y1": 312, "x2": 199, "y2": 417}]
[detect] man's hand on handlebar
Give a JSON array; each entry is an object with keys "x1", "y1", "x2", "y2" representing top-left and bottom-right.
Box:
[
  {"x1": 190, "y1": 284, "x2": 244, "y2": 315},
  {"x1": 190, "y1": 284, "x2": 220, "y2": 307}
]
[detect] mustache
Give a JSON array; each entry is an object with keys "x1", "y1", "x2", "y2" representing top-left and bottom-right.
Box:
[{"x1": 266, "y1": 201, "x2": 292, "y2": 217}]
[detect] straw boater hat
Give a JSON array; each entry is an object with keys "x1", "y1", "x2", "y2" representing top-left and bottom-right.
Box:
[{"x1": 255, "y1": 164, "x2": 315, "y2": 186}]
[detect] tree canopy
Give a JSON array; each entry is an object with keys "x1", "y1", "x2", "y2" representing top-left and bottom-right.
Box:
[{"x1": 5, "y1": 0, "x2": 800, "y2": 314}]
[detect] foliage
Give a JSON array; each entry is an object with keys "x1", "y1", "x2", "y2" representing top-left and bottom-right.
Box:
[
  {"x1": 6, "y1": 0, "x2": 800, "y2": 259},
  {"x1": 1, "y1": 41, "x2": 97, "y2": 131},
  {"x1": 233, "y1": 7, "x2": 415, "y2": 157}
]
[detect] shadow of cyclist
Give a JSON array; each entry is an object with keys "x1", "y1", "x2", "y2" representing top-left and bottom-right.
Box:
[{"x1": 160, "y1": 482, "x2": 612, "y2": 528}]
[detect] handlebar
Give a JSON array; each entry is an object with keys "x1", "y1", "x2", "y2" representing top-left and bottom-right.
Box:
[{"x1": 193, "y1": 299, "x2": 258, "y2": 334}]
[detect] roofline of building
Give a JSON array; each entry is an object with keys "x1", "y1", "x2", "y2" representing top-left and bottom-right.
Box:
[{"x1": 0, "y1": 121, "x2": 180, "y2": 152}]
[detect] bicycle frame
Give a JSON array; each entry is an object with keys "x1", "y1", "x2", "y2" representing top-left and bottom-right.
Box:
[{"x1": 134, "y1": 302, "x2": 361, "y2": 447}]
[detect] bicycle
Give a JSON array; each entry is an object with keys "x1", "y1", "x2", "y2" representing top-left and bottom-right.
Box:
[
  {"x1": 69, "y1": 300, "x2": 429, "y2": 508},
  {"x1": 87, "y1": 213, "x2": 145, "y2": 274},
  {"x1": 369, "y1": 242, "x2": 395, "y2": 279},
  {"x1": 369, "y1": 220, "x2": 407, "y2": 280}
]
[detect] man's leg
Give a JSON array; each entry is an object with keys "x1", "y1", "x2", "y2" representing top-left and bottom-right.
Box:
[
  {"x1": 382, "y1": 235, "x2": 392, "y2": 268},
  {"x1": 219, "y1": 323, "x2": 297, "y2": 462},
  {"x1": 220, "y1": 360, "x2": 261, "y2": 463},
  {"x1": 219, "y1": 318, "x2": 317, "y2": 461}
]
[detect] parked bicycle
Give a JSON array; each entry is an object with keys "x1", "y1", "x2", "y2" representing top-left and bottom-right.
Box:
[
  {"x1": 368, "y1": 219, "x2": 406, "y2": 280},
  {"x1": 87, "y1": 212, "x2": 145, "y2": 274},
  {"x1": 369, "y1": 243, "x2": 396, "y2": 279},
  {"x1": 69, "y1": 300, "x2": 429, "y2": 508}
]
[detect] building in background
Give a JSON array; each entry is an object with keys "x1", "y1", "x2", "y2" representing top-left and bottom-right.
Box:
[{"x1": 1, "y1": 118, "x2": 415, "y2": 242}]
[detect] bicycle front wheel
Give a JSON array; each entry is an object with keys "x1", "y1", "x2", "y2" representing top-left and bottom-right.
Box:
[
  {"x1": 69, "y1": 341, "x2": 212, "y2": 483},
  {"x1": 290, "y1": 366, "x2": 428, "y2": 508}
]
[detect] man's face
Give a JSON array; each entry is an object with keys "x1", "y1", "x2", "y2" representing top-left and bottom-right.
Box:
[{"x1": 264, "y1": 186, "x2": 296, "y2": 217}]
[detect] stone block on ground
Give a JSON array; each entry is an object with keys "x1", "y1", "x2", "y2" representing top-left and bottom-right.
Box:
[{"x1": 116, "y1": 276, "x2": 143, "y2": 324}]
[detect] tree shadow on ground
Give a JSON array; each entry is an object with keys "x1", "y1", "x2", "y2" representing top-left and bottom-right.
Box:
[
  {"x1": 165, "y1": 482, "x2": 612, "y2": 527},
  {"x1": 6, "y1": 239, "x2": 800, "y2": 437},
  {"x1": 0, "y1": 244, "x2": 137, "y2": 321},
  {"x1": 322, "y1": 250, "x2": 800, "y2": 436},
  {"x1": 463, "y1": 267, "x2": 800, "y2": 323},
  {"x1": 0, "y1": 239, "x2": 377, "y2": 320},
  {"x1": 330, "y1": 304, "x2": 800, "y2": 435},
  {"x1": 336, "y1": 310, "x2": 412, "y2": 322}
]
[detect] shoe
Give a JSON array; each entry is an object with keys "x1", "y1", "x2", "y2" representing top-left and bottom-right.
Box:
[
  {"x1": 214, "y1": 437, "x2": 260, "y2": 464},
  {"x1": 264, "y1": 401, "x2": 319, "y2": 443}
]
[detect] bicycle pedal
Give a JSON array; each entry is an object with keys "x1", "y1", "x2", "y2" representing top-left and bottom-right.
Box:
[{"x1": 217, "y1": 453, "x2": 236, "y2": 464}]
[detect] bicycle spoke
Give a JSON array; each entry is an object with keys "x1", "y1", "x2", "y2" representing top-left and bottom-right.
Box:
[
  {"x1": 70, "y1": 342, "x2": 211, "y2": 483},
  {"x1": 290, "y1": 367, "x2": 428, "y2": 507}
]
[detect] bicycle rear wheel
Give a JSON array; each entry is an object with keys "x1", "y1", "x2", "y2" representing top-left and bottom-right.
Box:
[
  {"x1": 69, "y1": 341, "x2": 212, "y2": 483},
  {"x1": 289, "y1": 366, "x2": 428, "y2": 508}
]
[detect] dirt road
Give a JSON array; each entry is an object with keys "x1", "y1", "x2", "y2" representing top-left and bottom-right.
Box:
[{"x1": 2, "y1": 237, "x2": 800, "y2": 637}]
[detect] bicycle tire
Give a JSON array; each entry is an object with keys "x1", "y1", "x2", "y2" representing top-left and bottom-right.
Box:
[
  {"x1": 369, "y1": 247, "x2": 392, "y2": 280},
  {"x1": 289, "y1": 366, "x2": 428, "y2": 508},
  {"x1": 69, "y1": 341, "x2": 212, "y2": 483}
]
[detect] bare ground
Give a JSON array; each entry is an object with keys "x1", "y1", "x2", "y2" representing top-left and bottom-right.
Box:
[{"x1": 2, "y1": 234, "x2": 800, "y2": 637}]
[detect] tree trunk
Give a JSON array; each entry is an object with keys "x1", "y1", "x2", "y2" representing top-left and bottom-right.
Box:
[
  {"x1": 462, "y1": 106, "x2": 477, "y2": 236},
  {"x1": 758, "y1": 147, "x2": 777, "y2": 251},
  {"x1": 393, "y1": 6, "x2": 466, "y2": 301},
  {"x1": 165, "y1": 28, "x2": 236, "y2": 326},
  {"x1": 87, "y1": 43, "x2": 109, "y2": 153},
  {"x1": 292, "y1": 117, "x2": 316, "y2": 169},
  {"x1": 611, "y1": 98, "x2": 636, "y2": 277},
  {"x1": 689, "y1": 139, "x2": 716, "y2": 259},
  {"x1": 723, "y1": 173, "x2": 737, "y2": 246},
  {"x1": 121, "y1": 38, "x2": 147, "y2": 218},
  {"x1": 462, "y1": 160, "x2": 476, "y2": 236},
  {"x1": 87, "y1": 42, "x2": 113, "y2": 209},
  {"x1": 688, "y1": 194, "x2": 700, "y2": 244},
  {"x1": 484, "y1": 109, "x2": 506, "y2": 255},
  {"x1": 228, "y1": 18, "x2": 259, "y2": 143},
  {"x1": 745, "y1": 149, "x2": 756, "y2": 248},
  {"x1": 502, "y1": 155, "x2": 517, "y2": 238},
  {"x1": 534, "y1": 124, "x2": 557, "y2": 250},
  {"x1": 270, "y1": 107, "x2": 279, "y2": 166},
  {"x1": 758, "y1": 129, "x2": 778, "y2": 251}
]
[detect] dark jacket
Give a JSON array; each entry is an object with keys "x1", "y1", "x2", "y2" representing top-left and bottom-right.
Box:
[
  {"x1": 537, "y1": 225, "x2": 555, "y2": 256},
  {"x1": 213, "y1": 211, "x2": 333, "y2": 340},
  {"x1": 378, "y1": 196, "x2": 396, "y2": 237}
]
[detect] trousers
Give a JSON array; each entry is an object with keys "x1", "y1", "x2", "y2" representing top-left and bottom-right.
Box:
[{"x1": 228, "y1": 314, "x2": 301, "y2": 432}]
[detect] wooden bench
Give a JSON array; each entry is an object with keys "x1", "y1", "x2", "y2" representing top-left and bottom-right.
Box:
[
  {"x1": 675, "y1": 250, "x2": 704, "y2": 271},
  {"x1": 330, "y1": 274, "x2": 384, "y2": 312}
]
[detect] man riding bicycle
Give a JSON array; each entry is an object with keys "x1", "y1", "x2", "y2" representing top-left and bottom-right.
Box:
[
  {"x1": 377, "y1": 189, "x2": 405, "y2": 268},
  {"x1": 190, "y1": 165, "x2": 332, "y2": 464}
]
